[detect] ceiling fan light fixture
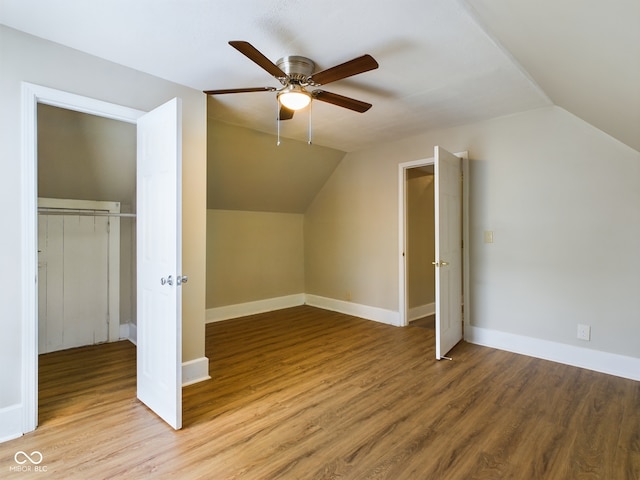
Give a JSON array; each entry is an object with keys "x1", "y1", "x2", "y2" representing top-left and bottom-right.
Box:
[{"x1": 278, "y1": 85, "x2": 311, "y2": 111}]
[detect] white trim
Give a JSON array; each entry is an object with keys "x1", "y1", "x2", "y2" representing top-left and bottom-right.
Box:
[
  {"x1": 206, "y1": 294, "x2": 305, "y2": 323},
  {"x1": 0, "y1": 405, "x2": 23, "y2": 443},
  {"x1": 462, "y1": 155, "x2": 470, "y2": 329},
  {"x1": 119, "y1": 323, "x2": 130, "y2": 341},
  {"x1": 398, "y1": 157, "x2": 434, "y2": 327},
  {"x1": 398, "y1": 151, "x2": 469, "y2": 329},
  {"x1": 21, "y1": 83, "x2": 38, "y2": 436},
  {"x1": 465, "y1": 325, "x2": 640, "y2": 382},
  {"x1": 207, "y1": 294, "x2": 400, "y2": 326},
  {"x1": 119, "y1": 322, "x2": 137, "y2": 345},
  {"x1": 38, "y1": 198, "x2": 121, "y2": 344},
  {"x1": 408, "y1": 302, "x2": 435, "y2": 322},
  {"x1": 182, "y1": 357, "x2": 211, "y2": 386},
  {"x1": 21, "y1": 82, "x2": 145, "y2": 436},
  {"x1": 305, "y1": 294, "x2": 400, "y2": 326}
]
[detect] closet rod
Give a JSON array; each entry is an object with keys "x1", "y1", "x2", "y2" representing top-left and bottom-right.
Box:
[{"x1": 37, "y1": 209, "x2": 136, "y2": 218}]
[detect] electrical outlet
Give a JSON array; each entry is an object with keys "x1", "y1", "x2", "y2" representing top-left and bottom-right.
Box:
[
  {"x1": 577, "y1": 324, "x2": 591, "y2": 341},
  {"x1": 346, "y1": 291, "x2": 352, "y2": 301}
]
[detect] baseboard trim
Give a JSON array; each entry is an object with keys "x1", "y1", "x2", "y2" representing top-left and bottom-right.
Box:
[
  {"x1": 0, "y1": 404, "x2": 23, "y2": 443},
  {"x1": 206, "y1": 294, "x2": 306, "y2": 323},
  {"x1": 305, "y1": 294, "x2": 400, "y2": 326},
  {"x1": 465, "y1": 325, "x2": 640, "y2": 381},
  {"x1": 119, "y1": 322, "x2": 137, "y2": 345},
  {"x1": 408, "y1": 302, "x2": 435, "y2": 322},
  {"x1": 182, "y1": 357, "x2": 210, "y2": 387}
]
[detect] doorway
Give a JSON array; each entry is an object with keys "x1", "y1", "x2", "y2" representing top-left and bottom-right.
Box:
[
  {"x1": 22, "y1": 84, "x2": 184, "y2": 433},
  {"x1": 21, "y1": 84, "x2": 144, "y2": 433},
  {"x1": 398, "y1": 149, "x2": 470, "y2": 358},
  {"x1": 405, "y1": 165, "x2": 436, "y2": 328},
  {"x1": 37, "y1": 103, "x2": 137, "y2": 353}
]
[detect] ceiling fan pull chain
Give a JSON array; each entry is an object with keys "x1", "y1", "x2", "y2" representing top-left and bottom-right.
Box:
[
  {"x1": 276, "y1": 98, "x2": 281, "y2": 146},
  {"x1": 308, "y1": 101, "x2": 313, "y2": 145}
]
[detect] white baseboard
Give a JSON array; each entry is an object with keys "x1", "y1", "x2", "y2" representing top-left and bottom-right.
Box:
[
  {"x1": 408, "y1": 302, "x2": 435, "y2": 322},
  {"x1": 119, "y1": 323, "x2": 207, "y2": 386},
  {"x1": 465, "y1": 325, "x2": 640, "y2": 382},
  {"x1": 0, "y1": 404, "x2": 23, "y2": 443},
  {"x1": 206, "y1": 294, "x2": 306, "y2": 323},
  {"x1": 206, "y1": 293, "x2": 400, "y2": 326},
  {"x1": 305, "y1": 294, "x2": 401, "y2": 326},
  {"x1": 182, "y1": 357, "x2": 211, "y2": 386},
  {"x1": 119, "y1": 322, "x2": 137, "y2": 345}
]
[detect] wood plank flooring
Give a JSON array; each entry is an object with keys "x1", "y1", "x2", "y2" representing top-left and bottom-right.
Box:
[{"x1": 1, "y1": 305, "x2": 639, "y2": 479}]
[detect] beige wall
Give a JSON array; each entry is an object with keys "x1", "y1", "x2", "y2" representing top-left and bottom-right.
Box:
[
  {"x1": 206, "y1": 210, "x2": 305, "y2": 308},
  {"x1": 37, "y1": 104, "x2": 136, "y2": 205},
  {"x1": 304, "y1": 140, "x2": 398, "y2": 308},
  {"x1": 305, "y1": 106, "x2": 640, "y2": 358},
  {"x1": 0, "y1": 25, "x2": 207, "y2": 431},
  {"x1": 407, "y1": 169, "x2": 435, "y2": 310},
  {"x1": 37, "y1": 104, "x2": 137, "y2": 326}
]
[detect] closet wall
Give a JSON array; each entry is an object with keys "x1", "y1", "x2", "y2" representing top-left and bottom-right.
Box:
[
  {"x1": 406, "y1": 167, "x2": 436, "y2": 317},
  {"x1": 37, "y1": 103, "x2": 137, "y2": 330}
]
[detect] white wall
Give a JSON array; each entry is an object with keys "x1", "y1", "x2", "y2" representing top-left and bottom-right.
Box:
[
  {"x1": 306, "y1": 106, "x2": 640, "y2": 362},
  {"x1": 0, "y1": 25, "x2": 207, "y2": 441}
]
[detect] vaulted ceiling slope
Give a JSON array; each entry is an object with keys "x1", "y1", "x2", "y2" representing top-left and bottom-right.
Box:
[
  {"x1": 464, "y1": 0, "x2": 640, "y2": 153},
  {"x1": 208, "y1": 119, "x2": 344, "y2": 213},
  {"x1": 1, "y1": 0, "x2": 636, "y2": 153}
]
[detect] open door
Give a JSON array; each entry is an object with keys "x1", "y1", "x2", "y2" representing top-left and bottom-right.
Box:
[
  {"x1": 136, "y1": 98, "x2": 183, "y2": 429},
  {"x1": 434, "y1": 146, "x2": 463, "y2": 359}
]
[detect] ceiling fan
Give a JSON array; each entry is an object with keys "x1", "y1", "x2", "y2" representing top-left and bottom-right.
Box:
[{"x1": 204, "y1": 41, "x2": 379, "y2": 121}]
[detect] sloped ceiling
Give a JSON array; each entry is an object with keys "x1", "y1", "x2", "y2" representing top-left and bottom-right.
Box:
[
  {"x1": 463, "y1": 0, "x2": 640, "y2": 152},
  {"x1": 208, "y1": 120, "x2": 344, "y2": 213},
  {"x1": 37, "y1": 104, "x2": 137, "y2": 208},
  {"x1": 2, "y1": 0, "x2": 637, "y2": 214}
]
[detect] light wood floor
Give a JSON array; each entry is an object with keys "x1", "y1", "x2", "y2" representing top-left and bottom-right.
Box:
[{"x1": 2, "y1": 306, "x2": 639, "y2": 479}]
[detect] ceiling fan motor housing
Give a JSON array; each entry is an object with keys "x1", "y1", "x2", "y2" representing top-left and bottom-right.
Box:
[{"x1": 276, "y1": 56, "x2": 315, "y2": 84}]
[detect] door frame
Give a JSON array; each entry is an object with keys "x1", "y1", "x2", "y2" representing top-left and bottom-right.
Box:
[
  {"x1": 398, "y1": 151, "x2": 470, "y2": 329},
  {"x1": 21, "y1": 82, "x2": 144, "y2": 433}
]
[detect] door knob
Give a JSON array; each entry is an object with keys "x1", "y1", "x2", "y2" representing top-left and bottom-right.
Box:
[
  {"x1": 432, "y1": 261, "x2": 449, "y2": 267},
  {"x1": 160, "y1": 275, "x2": 174, "y2": 286},
  {"x1": 177, "y1": 275, "x2": 188, "y2": 285}
]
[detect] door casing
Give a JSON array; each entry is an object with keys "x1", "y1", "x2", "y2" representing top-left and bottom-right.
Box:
[
  {"x1": 398, "y1": 151, "x2": 470, "y2": 333},
  {"x1": 21, "y1": 82, "x2": 144, "y2": 433}
]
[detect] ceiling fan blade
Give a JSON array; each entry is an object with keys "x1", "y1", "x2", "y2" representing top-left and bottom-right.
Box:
[
  {"x1": 310, "y1": 54, "x2": 378, "y2": 86},
  {"x1": 312, "y1": 90, "x2": 372, "y2": 113},
  {"x1": 229, "y1": 41, "x2": 288, "y2": 79},
  {"x1": 278, "y1": 106, "x2": 295, "y2": 121},
  {"x1": 203, "y1": 87, "x2": 277, "y2": 95}
]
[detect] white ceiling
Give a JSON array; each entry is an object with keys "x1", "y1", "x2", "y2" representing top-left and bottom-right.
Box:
[{"x1": 1, "y1": 0, "x2": 637, "y2": 152}]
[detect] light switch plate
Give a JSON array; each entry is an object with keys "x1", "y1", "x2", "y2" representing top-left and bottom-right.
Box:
[{"x1": 484, "y1": 231, "x2": 494, "y2": 243}]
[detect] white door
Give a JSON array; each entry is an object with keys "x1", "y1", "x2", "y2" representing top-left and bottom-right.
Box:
[
  {"x1": 137, "y1": 98, "x2": 183, "y2": 430},
  {"x1": 434, "y1": 146, "x2": 463, "y2": 359}
]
